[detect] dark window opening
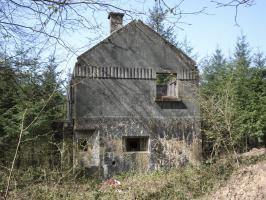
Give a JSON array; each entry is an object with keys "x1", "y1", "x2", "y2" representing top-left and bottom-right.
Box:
[
  {"x1": 156, "y1": 73, "x2": 178, "y2": 101},
  {"x1": 123, "y1": 136, "x2": 149, "y2": 152},
  {"x1": 78, "y1": 139, "x2": 88, "y2": 151}
]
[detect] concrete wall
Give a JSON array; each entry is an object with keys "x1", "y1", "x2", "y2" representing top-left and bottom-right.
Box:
[{"x1": 70, "y1": 20, "x2": 201, "y2": 178}]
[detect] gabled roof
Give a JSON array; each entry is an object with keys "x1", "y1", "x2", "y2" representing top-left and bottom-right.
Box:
[{"x1": 78, "y1": 20, "x2": 196, "y2": 67}]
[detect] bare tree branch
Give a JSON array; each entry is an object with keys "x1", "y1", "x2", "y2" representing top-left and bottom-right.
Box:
[
  {"x1": 0, "y1": 0, "x2": 209, "y2": 60},
  {"x1": 211, "y1": 0, "x2": 255, "y2": 25}
]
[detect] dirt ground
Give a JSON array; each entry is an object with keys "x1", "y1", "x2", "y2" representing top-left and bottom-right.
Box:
[{"x1": 205, "y1": 148, "x2": 266, "y2": 200}]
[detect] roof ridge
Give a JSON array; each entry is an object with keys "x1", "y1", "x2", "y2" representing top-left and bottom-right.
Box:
[
  {"x1": 78, "y1": 20, "x2": 138, "y2": 60},
  {"x1": 77, "y1": 19, "x2": 196, "y2": 69},
  {"x1": 135, "y1": 20, "x2": 196, "y2": 66}
]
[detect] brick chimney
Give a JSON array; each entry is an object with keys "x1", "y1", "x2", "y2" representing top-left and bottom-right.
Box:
[{"x1": 108, "y1": 12, "x2": 124, "y2": 33}]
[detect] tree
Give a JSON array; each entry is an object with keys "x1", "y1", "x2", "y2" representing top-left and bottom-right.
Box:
[
  {"x1": 0, "y1": 51, "x2": 64, "y2": 168},
  {"x1": 203, "y1": 47, "x2": 226, "y2": 83},
  {"x1": 234, "y1": 34, "x2": 251, "y2": 67},
  {"x1": 212, "y1": 0, "x2": 256, "y2": 25},
  {"x1": 147, "y1": 3, "x2": 197, "y2": 59},
  {"x1": 201, "y1": 35, "x2": 266, "y2": 157},
  {"x1": 253, "y1": 51, "x2": 266, "y2": 68},
  {"x1": 0, "y1": 57, "x2": 19, "y2": 165},
  {"x1": 0, "y1": 0, "x2": 257, "y2": 59},
  {"x1": 200, "y1": 48, "x2": 236, "y2": 157},
  {"x1": 147, "y1": 5, "x2": 178, "y2": 46},
  {"x1": 0, "y1": 0, "x2": 206, "y2": 58}
]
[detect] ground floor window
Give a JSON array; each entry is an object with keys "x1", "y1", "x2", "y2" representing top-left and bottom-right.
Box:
[
  {"x1": 123, "y1": 136, "x2": 149, "y2": 152},
  {"x1": 78, "y1": 138, "x2": 88, "y2": 151}
]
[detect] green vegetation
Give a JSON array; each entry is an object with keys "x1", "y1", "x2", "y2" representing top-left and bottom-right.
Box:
[
  {"x1": 0, "y1": 50, "x2": 65, "y2": 170},
  {"x1": 148, "y1": 4, "x2": 266, "y2": 155},
  {"x1": 147, "y1": 3, "x2": 196, "y2": 59},
  {"x1": 156, "y1": 73, "x2": 176, "y2": 85},
  {"x1": 0, "y1": 12, "x2": 265, "y2": 199},
  {"x1": 201, "y1": 35, "x2": 266, "y2": 157}
]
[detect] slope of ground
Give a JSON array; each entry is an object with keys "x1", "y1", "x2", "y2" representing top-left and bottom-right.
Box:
[
  {"x1": 2, "y1": 149, "x2": 265, "y2": 200},
  {"x1": 204, "y1": 148, "x2": 266, "y2": 200}
]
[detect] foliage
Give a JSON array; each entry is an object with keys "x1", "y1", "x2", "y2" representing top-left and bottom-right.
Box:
[
  {"x1": 156, "y1": 73, "x2": 176, "y2": 85},
  {"x1": 146, "y1": 3, "x2": 197, "y2": 59},
  {"x1": 201, "y1": 35, "x2": 266, "y2": 157},
  {"x1": 147, "y1": 5, "x2": 178, "y2": 47},
  {"x1": 3, "y1": 153, "x2": 265, "y2": 200},
  {"x1": 0, "y1": 50, "x2": 65, "y2": 168}
]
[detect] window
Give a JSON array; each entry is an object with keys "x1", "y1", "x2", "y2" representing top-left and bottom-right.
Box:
[
  {"x1": 156, "y1": 73, "x2": 178, "y2": 101},
  {"x1": 78, "y1": 139, "x2": 88, "y2": 151},
  {"x1": 123, "y1": 136, "x2": 149, "y2": 152}
]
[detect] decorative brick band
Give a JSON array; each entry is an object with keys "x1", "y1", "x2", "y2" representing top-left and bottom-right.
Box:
[
  {"x1": 74, "y1": 65, "x2": 154, "y2": 79},
  {"x1": 176, "y1": 69, "x2": 198, "y2": 81},
  {"x1": 74, "y1": 65, "x2": 198, "y2": 81}
]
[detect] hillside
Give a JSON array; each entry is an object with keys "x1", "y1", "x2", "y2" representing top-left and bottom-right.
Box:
[{"x1": 205, "y1": 149, "x2": 266, "y2": 200}]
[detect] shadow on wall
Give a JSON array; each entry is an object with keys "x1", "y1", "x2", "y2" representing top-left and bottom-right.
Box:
[{"x1": 156, "y1": 101, "x2": 187, "y2": 109}]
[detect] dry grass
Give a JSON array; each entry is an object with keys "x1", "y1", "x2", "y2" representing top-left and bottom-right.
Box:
[{"x1": 1, "y1": 153, "x2": 265, "y2": 200}]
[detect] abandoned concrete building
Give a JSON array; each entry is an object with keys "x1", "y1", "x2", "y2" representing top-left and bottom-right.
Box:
[{"x1": 68, "y1": 12, "x2": 201, "y2": 178}]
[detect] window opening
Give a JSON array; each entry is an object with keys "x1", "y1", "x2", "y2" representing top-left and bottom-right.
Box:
[
  {"x1": 156, "y1": 73, "x2": 178, "y2": 101},
  {"x1": 123, "y1": 136, "x2": 149, "y2": 152},
  {"x1": 78, "y1": 139, "x2": 88, "y2": 151}
]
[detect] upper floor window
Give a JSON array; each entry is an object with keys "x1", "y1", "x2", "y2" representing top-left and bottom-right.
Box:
[{"x1": 156, "y1": 73, "x2": 178, "y2": 101}]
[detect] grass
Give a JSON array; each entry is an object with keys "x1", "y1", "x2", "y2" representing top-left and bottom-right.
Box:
[
  {"x1": 94, "y1": 159, "x2": 235, "y2": 200},
  {"x1": 1, "y1": 153, "x2": 265, "y2": 200}
]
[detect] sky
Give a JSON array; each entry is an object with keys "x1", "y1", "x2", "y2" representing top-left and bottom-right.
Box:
[
  {"x1": 59, "y1": 0, "x2": 266, "y2": 72},
  {"x1": 179, "y1": 0, "x2": 266, "y2": 60}
]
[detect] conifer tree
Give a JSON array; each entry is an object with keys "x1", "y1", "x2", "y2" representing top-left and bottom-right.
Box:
[
  {"x1": 147, "y1": 4, "x2": 177, "y2": 46},
  {"x1": 253, "y1": 51, "x2": 266, "y2": 68},
  {"x1": 201, "y1": 34, "x2": 266, "y2": 155},
  {"x1": 234, "y1": 34, "x2": 251, "y2": 68},
  {"x1": 0, "y1": 51, "x2": 65, "y2": 167},
  {"x1": 203, "y1": 48, "x2": 226, "y2": 82},
  {"x1": 146, "y1": 4, "x2": 196, "y2": 59}
]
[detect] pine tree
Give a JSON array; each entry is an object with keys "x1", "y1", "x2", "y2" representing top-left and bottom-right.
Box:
[
  {"x1": 253, "y1": 51, "x2": 266, "y2": 68},
  {"x1": 147, "y1": 4, "x2": 177, "y2": 46},
  {"x1": 234, "y1": 34, "x2": 251, "y2": 68},
  {"x1": 146, "y1": 4, "x2": 196, "y2": 58},
  {"x1": 203, "y1": 47, "x2": 226, "y2": 82},
  {"x1": 201, "y1": 35, "x2": 266, "y2": 155},
  {"x1": 0, "y1": 52, "x2": 65, "y2": 168}
]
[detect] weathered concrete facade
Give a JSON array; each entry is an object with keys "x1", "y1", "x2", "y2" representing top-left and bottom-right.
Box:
[{"x1": 69, "y1": 13, "x2": 201, "y2": 178}]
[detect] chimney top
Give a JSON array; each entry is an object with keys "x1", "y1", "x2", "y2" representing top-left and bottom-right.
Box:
[
  {"x1": 108, "y1": 12, "x2": 124, "y2": 33},
  {"x1": 108, "y1": 12, "x2": 124, "y2": 19}
]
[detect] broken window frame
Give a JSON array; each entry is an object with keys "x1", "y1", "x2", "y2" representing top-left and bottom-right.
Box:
[
  {"x1": 155, "y1": 72, "x2": 179, "y2": 101},
  {"x1": 78, "y1": 138, "x2": 88, "y2": 152}
]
